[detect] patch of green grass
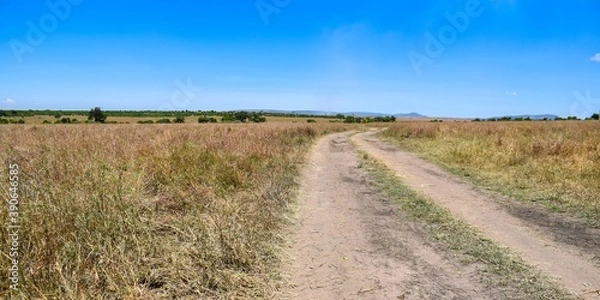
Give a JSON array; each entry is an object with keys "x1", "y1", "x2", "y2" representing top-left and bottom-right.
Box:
[{"x1": 359, "y1": 152, "x2": 572, "y2": 299}]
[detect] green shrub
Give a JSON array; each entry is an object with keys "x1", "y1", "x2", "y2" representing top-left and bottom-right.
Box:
[
  {"x1": 198, "y1": 116, "x2": 217, "y2": 123},
  {"x1": 173, "y1": 115, "x2": 185, "y2": 123}
]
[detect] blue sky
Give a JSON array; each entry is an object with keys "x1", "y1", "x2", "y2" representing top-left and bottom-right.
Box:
[{"x1": 1, "y1": 0, "x2": 599, "y2": 118}]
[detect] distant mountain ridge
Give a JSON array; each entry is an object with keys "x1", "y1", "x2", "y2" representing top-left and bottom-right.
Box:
[{"x1": 242, "y1": 109, "x2": 427, "y2": 118}]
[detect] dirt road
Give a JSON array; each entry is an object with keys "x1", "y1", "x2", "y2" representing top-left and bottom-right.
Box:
[
  {"x1": 285, "y1": 131, "x2": 600, "y2": 299},
  {"x1": 285, "y1": 133, "x2": 498, "y2": 299}
]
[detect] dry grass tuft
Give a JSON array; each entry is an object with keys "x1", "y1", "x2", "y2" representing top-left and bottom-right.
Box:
[{"x1": 0, "y1": 123, "x2": 347, "y2": 299}]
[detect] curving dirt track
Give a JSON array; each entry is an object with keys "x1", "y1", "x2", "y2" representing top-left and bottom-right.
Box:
[
  {"x1": 285, "y1": 133, "x2": 499, "y2": 299},
  {"x1": 284, "y1": 131, "x2": 600, "y2": 299},
  {"x1": 351, "y1": 131, "x2": 600, "y2": 298}
]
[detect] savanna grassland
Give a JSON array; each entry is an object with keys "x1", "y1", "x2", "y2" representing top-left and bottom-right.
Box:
[
  {"x1": 379, "y1": 121, "x2": 600, "y2": 227},
  {"x1": 0, "y1": 123, "x2": 347, "y2": 299}
]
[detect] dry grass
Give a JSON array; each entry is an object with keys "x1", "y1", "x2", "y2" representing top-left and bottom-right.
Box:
[
  {"x1": 0, "y1": 123, "x2": 348, "y2": 299},
  {"x1": 379, "y1": 121, "x2": 600, "y2": 227}
]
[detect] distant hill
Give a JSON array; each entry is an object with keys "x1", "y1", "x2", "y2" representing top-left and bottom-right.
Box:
[{"x1": 394, "y1": 112, "x2": 427, "y2": 119}]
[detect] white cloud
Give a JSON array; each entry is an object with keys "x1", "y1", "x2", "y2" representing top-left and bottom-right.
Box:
[
  {"x1": 505, "y1": 91, "x2": 517, "y2": 96},
  {"x1": 591, "y1": 53, "x2": 600, "y2": 63},
  {"x1": 3, "y1": 98, "x2": 16, "y2": 104}
]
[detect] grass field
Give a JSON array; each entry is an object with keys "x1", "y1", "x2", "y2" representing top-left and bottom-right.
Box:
[
  {"x1": 379, "y1": 121, "x2": 600, "y2": 227},
  {"x1": 0, "y1": 123, "x2": 347, "y2": 299}
]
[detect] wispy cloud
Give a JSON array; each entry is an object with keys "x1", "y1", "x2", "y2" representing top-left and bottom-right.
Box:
[
  {"x1": 3, "y1": 98, "x2": 16, "y2": 104},
  {"x1": 590, "y1": 53, "x2": 600, "y2": 63},
  {"x1": 505, "y1": 91, "x2": 517, "y2": 96}
]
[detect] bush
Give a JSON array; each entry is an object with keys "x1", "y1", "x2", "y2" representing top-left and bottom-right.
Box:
[
  {"x1": 137, "y1": 120, "x2": 154, "y2": 124},
  {"x1": 198, "y1": 116, "x2": 217, "y2": 123},
  {"x1": 173, "y1": 115, "x2": 185, "y2": 123},
  {"x1": 307, "y1": 119, "x2": 317, "y2": 123},
  {"x1": 156, "y1": 118, "x2": 171, "y2": 124},
  {"x1": 250, "y1": 114, "x2": 266, "y2": 123}
]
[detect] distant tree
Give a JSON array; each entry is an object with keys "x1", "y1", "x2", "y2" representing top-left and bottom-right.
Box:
[
  {"x1": 590, "y1": 113, "x2": 599, "y2": 120},
  {"x1": 235, "y1": 111, "x2": 251, "y2": 122},
  {"x1": 335, "y1": 113, "x2": 345, "y2": 120},
  {"x1": 88, "y1": 107, "x2": 106, "y2": 123}
]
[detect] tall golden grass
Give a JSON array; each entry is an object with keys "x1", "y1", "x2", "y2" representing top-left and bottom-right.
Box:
[
  {"x1": 380, "y1": 121, "x2": 600, "y2": 227},
  {"x1": 0, "y1": 123, "x2": 347, "y2": 299}
]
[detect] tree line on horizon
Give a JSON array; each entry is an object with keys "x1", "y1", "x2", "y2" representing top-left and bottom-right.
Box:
[
  {"x1": 473, "y1": 113, "x2": 599, "y2": 122},
  {"x1": 1, "y1": 108, "x2": 598, "y2": 124}
]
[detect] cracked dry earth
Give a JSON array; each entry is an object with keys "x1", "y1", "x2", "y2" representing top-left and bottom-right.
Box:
[{"x1": 284, "y1": 132, "x2": 600, "y2": 300}]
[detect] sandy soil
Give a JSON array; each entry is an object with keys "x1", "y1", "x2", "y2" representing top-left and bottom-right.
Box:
[
  {"x1": 284, "y1": 133, "x2": 502, "y2": 299},
  {"x1": 350, "y1": 131, "x2": 600, "y2": 299}
]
